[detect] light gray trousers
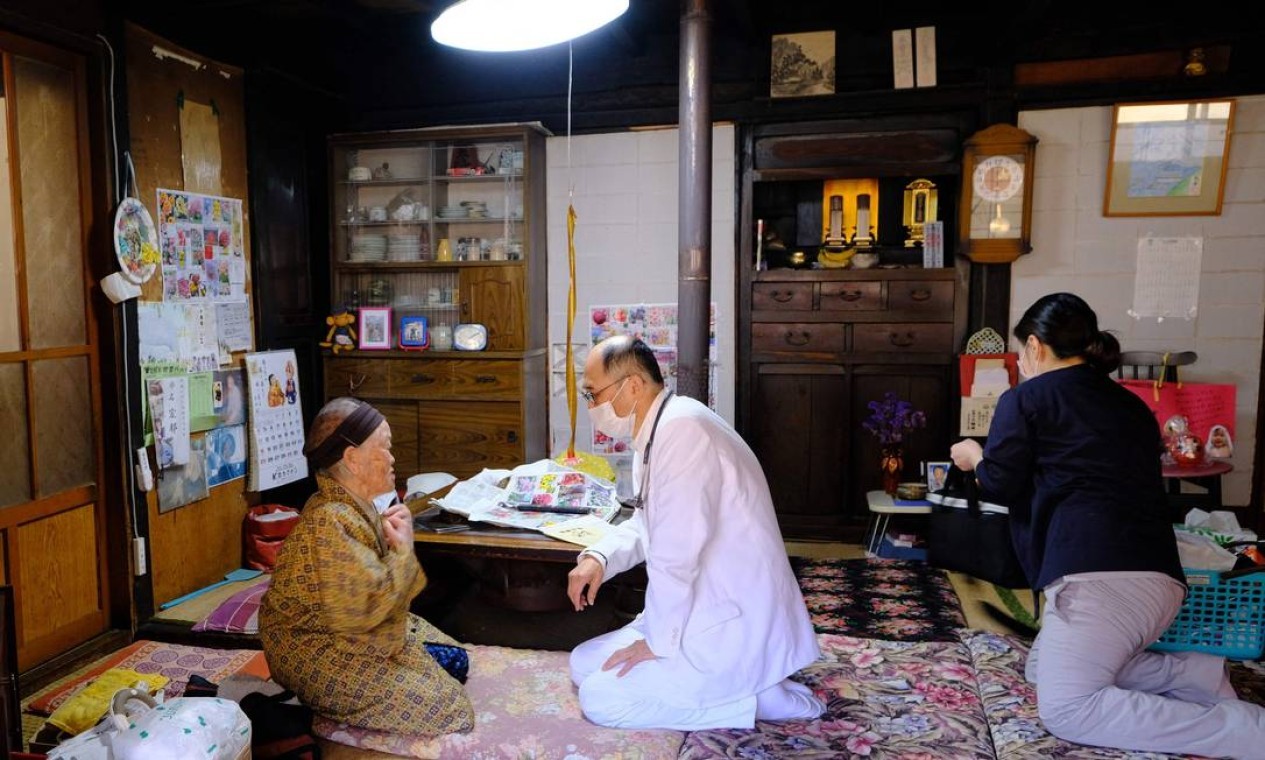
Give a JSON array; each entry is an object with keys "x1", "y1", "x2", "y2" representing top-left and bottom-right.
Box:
[{"x1": 1028, "y1": 573, "x2": 1265, "y2": 759}]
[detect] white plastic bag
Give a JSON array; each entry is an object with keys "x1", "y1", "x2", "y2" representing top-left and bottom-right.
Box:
[
  {"x1": 1174, "y1": 528, "x2": 1238, "y2": 572},
  {"x1": 110, "y1": 695, "x2": 250, "y2": 760}
]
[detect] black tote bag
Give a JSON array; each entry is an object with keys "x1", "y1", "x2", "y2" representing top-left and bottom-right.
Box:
[{"x1": 926, "y1": 466, "x2": 1031, "y2": 589}]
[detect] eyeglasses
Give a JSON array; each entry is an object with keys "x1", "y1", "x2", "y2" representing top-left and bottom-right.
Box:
[{"x1": 580, "y1": 376, "x2": 625, "y2": 404}]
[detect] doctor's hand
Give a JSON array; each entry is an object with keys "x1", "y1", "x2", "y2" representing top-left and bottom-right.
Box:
[
  {"x1": 567, "y1": 556, "x2": 605, "y2": 611},
  {"x1": 382, "y1": 504, "x2": 414, "y2": 553},
  {"x1": 602, "y1": 638, "x2": 657, "y2": 678},
  {"x1": 950, "y1": 439, "x2": 984, "y2": 472}
]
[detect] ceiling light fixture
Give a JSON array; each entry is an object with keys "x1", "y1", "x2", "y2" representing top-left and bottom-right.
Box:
[{"x1": 431, "y1": 0, "x2": 629, "y2": 52}]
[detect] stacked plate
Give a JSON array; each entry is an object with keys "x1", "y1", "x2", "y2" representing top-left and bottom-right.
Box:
[
  {"x1": 461, "y1": 201, "x2": 489, "y2": 219},
  {"x1": 387, "y1": 233, "x2": 422, "y2": 261},
  {"x1": 349, "y1": 235, "x2": 387, "y2": 262},
  {"x1": 437, "y1": 205, "x2": 466, "y2": 219}
]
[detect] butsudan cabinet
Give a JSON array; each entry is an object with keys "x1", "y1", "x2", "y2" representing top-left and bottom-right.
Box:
[
  {"x1": 324, "y1": 123, "x2": 549, "y2": 485},
  {"x1": 738, "y1": 117, "x2": 973, "y2": 539}
]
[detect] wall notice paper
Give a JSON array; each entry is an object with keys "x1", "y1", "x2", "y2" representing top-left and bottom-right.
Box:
[
  {"x1": 922, "y1": 220, "x2": 944, "y2": 268},
  {"x1": 138, "y1": 302, "x2": 221, "y2": 372},
  {"x1": 434, "y1": 460, "x2": 621, "y2": 531},
  {"x1": 158, "y1": 437, "x2": 209, "y2": 513},
  {"x1": 157, "y1": 188, "x2": 247, "y2": 302},
  {"x1": 205, "y1": 424, "x2": 247, "y2": 487},
  {"x1": 216, "y1": 301, "x2": 254, "y2": 354},
  {"x1": 892, "y1": 29, "x2": 914, "y2": 89},
  {"x1": 147, "y1": 375, "x2": 190, "y2": 470},
  {"x1": 245, "y1": 349, "x2": 307, "y2": 491},
  {"x1": 1129, "y1": 237, "x2": 1202, "y2": 320},
  {"x1": 915, "y1": 26, "x2": 937, "y2": 87},
  {"x1": 970, "y1": 359, "x2": 1011, "y2": 398},
  {"x1": 179, "y1": 99, "x2": 223, "y2": 196}
]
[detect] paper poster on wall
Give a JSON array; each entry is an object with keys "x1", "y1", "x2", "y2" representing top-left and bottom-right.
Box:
[
  {"x1": 205, "y1": 424, "x2": 247, "y2": 487},
  {"x1": 1129, "y1": 237, "x2": 1202, "y2": 320},
  {"x1": 212, "y1": 368, "x2": 248, "y2": 428},
  {"x1": 179, "y1": 100, "x2": 223, "y2": 195},
  {"x1": 245, "y1": 350, "x2": 307, "y2": 491},
  {"x1": 588, "y1": 302, "x2": 718, "y2": 454},
  {"x1": 216, "y1": 301, "x2": 254, "y2": 354},
  {"x1": 158, "y1": 437, "x2": 209, "y2": 513},
  {"x1": 157, "y1": 188, "x2": 247, "y2": 302},
  {"x1": 147, "y1": 375, "x2": 190, "y2": 469},
  {"x1": 138, "y1": 302, "x2": 221, "y2": 372}
]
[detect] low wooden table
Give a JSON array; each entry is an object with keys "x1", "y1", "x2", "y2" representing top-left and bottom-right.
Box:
[
  {"x1": 864, "y1": 490, "x2": 932, "y2": 557},
  {"x1": 413, "y1": 521, "x2": 586, "y2": 563}
]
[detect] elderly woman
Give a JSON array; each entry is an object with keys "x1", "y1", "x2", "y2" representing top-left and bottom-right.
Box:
[{"x1": 259, "y1": 397, "x2": 474, "y2": 735}]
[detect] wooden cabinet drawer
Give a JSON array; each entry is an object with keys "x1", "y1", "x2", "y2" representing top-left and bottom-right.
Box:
[
  {"x1": 419, "y1": 401, "x2": 523, "y2": 478},
  {"x1": 325, "y1": 358, "x2": 389, "y2": 397},
  {"x1": 819, "y1": 281, "x2": 882, "y2": 311},
  {"x1": 752, "y1": 323, "x2": 844, "y2": 353},
  {"x1": 752, "y1": 283, "x2": 813, "y2": 311},
  {"x1": 448, "y1": 360, "x2": 521, "y2": 400},
  {"x1": 388, "y1": 361, "x2": 450, "y2": 398},
  {"x1": 888, "y1": 280, "x2": 954, "y2": 314},
  {"x1": 852, "y1": 323, "x2": 954, "y2": 353}
]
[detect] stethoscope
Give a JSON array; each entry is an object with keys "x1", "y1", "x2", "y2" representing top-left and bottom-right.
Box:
[{"x1": 626, "y1": 391, "x2": 673, "y2": 511}]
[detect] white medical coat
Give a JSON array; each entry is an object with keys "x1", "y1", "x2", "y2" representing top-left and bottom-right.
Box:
[{"x1": 583, "y1": 391, "x2": 820, "y2": 708}]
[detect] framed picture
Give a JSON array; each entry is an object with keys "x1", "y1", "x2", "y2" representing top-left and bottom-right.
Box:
[
  {"x1": 358, "y1": 307, "x2": 392, "y2": 350},
  {"x1": 770, "y1": 31, "x2": 835, "y2": 98},
  {"x1": 926, "y1": 461, "x2": 951, "y2": 493},
  {"x1": 1104, "y1": 99, "x2": 1236, "y2": 217},
  {"x1": 399, "y1": 315, "x2": 429, "y2": 350}
]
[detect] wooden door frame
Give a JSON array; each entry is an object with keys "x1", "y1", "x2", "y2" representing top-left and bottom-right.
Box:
[{"x1": 0, "y1": 29, "x2": 115, "y2": 669}]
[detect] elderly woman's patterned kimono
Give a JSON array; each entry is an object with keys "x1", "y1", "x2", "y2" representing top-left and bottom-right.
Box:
[{"x1": 260, "y1": 474, "x2": 474, "y2": 734}]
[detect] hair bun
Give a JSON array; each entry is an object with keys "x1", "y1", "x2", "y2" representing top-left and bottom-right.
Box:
[{"x1": 1085, "y1": 330, "x2": 1121, "y2": 374}]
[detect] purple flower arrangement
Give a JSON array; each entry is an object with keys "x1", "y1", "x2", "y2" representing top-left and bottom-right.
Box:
[{"x1": 862, "y1": 392, "x2": 927, "y2": 446}]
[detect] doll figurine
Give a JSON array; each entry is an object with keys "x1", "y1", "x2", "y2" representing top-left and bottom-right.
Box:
[{"x1": 320, "y1": 309, "x2": 358, "y2": 354}]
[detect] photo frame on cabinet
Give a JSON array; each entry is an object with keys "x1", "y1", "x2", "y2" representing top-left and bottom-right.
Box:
[
  {"x1": 770, "y1": 31, "x2": 835, "y2": 98},
  {"x1": 358, "y1": 307, "x2": 392, "y2": 350},
  {"x1": 1104, "y1": 99, "x2": 1235, "y2": 217},
  {"x1": 399, "y1": 315, "x2": 429, "y2": 350}
]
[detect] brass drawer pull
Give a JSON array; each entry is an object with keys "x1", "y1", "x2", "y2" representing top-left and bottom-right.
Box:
[
  {"x1": 410, "y1": 373, "x2": 437, "y2": 384},
  {"x1": 770, "y1": 290, "x2": 794, "y2": 303},
  {"x1": 784, "y1": 331, "x2": 811, "y2": 347},
  {"x1": 889, "y1": 332, "x2": 916, "y2": 348},
  {"x1": 836, "y1": 290, "x2": 863, "y2": 302},
  {"x1": 476, "y1": 375, "x2": 497, "y2": 384},
  {"x1": 348, "y1": 374, "x2": 367, "y2": 392},
  {"x1": 909, "y1": 288, "x2": 932, "y2": 302}
]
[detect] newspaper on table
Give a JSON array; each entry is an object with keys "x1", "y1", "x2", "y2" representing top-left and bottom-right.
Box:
[{"x1": 433, "y1": 459, "x2": 620, "y2": 531}]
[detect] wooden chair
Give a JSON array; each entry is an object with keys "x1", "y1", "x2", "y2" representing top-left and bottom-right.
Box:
[{"x1": 1116, "y1": 350, "x2": 1198, "y2": 381}]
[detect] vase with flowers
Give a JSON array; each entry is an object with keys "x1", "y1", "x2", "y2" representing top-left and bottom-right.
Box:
[{"x1": 862, "y1": 392, "x2": 927, "y2": 495}]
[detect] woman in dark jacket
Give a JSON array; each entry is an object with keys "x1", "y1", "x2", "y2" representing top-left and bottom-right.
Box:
[{"x1": 950, "y1": 293, "x2": 1265, "y2": 757}]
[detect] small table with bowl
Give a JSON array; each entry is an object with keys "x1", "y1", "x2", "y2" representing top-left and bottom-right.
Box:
[{"x1": 865, "y1": 483, "x2": 932, "y2": 558}]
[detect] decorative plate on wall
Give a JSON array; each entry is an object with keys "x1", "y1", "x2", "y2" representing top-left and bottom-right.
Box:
[{"x1": 114, "y1": 196, "x2": 160, "y2": 284}]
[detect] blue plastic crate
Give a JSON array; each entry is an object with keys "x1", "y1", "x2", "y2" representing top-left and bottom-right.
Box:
[{"x1": 1150, "y1": 568, "x2": 1265, "y2": 660}]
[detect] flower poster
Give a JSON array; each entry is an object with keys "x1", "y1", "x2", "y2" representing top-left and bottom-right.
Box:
[
  {"x1": 587, "y1": 302, "x2": 718, "y2": 453},
  {"x1": 157, "y1": 188, "x2": 247, "y2": 302}
]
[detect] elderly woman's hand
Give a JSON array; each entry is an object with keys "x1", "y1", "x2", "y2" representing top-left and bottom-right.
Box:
[
  {"x1": 950, "y1": 439, "x2": 984, "y2": 472},
  {"x1": 381, "y1": 503, "x2": 414, "y2": 552}
]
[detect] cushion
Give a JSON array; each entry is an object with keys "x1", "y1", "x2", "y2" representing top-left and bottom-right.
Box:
[
  {"x1": 312, "y1": 644, "x2": 684, "y2": 759},
  {"x1": 679, "y1": 634, "x2": 995, "y2": 759},
  {"x1": 192, "y1": 578, "x2": 271, "y2": 634}
]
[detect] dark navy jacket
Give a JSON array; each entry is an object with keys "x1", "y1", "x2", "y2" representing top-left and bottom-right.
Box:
[{"x1": 975, "y1": 363, "x2": 1184, "y2": 590}]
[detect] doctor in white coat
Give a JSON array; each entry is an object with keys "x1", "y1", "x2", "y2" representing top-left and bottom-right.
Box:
[{"x1": 567, "y1": 336, "x2": 824, "y2": 730}]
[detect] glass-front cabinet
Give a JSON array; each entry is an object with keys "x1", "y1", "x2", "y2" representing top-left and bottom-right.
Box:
[{"x1": 325, "y1": 123, "x2": 549, "y2": 483}]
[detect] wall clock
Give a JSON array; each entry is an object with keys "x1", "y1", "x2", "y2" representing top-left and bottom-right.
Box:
[{"x1": 958, "y1": 124, "x2": 1038, "y2": 263}]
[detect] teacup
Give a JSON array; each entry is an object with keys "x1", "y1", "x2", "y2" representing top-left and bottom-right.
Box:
[
  {"x1": 896, "y1": 482, "x2": 928, "y2": 500},
  {"x1": 368, "y1": 206, "x2": 387, "y2": 222}
]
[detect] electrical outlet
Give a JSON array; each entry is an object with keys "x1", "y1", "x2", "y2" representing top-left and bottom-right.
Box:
[{"x1": 133, "y1": 537, "x2": 147, "y2": 576}]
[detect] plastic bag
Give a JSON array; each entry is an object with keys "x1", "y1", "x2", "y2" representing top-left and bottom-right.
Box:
[
  {"x1": 244, "y1": 503, "x2": 300, "y2": 571},
  {"x1": 111, "y1": 693, "x2": 250, "y2": 760}
]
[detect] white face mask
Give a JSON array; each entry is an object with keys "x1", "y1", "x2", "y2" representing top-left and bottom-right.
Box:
[
  {"x1": 588, "y1": 379, "x2": 634, "y2": 438},
  {"x1": 1017, "y1": 339, "x2": 1036, "y2": 380},
  {"x1": 372, "y1": 490, "x2": 398, "y2": 515}
]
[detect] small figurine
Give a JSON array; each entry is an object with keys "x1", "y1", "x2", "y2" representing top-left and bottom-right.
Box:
[
  {"x1": 1163, "y1": 415, "x2": 1204, "y2": 468},
  {"x1": 320, "y1": 309, "x2": 358, "y2": 354}
]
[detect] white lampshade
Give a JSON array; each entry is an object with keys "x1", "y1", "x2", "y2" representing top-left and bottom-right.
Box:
[{"x1": 431, "y1": 0, "x2": 629, "y2": 52}]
